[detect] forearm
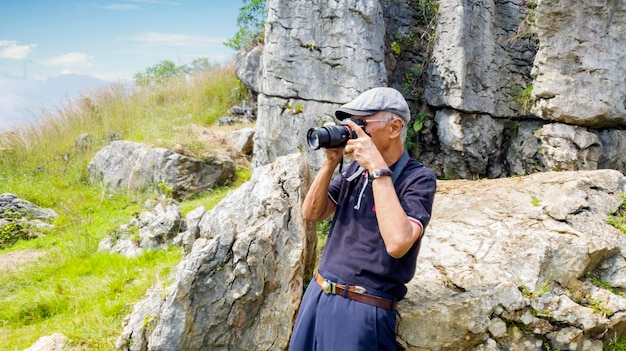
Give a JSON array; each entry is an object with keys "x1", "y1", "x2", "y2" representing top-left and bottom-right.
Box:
[
  {"x1": 372, "y1": 177, "x2": 422, "y2": 258},
  {"x1": 302, "y1": 159, "x2": 339, "y2": 221}
]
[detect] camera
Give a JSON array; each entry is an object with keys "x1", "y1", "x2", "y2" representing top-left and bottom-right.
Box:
[{"x1": 306, "y1": 119, "x2": 366, "y2": 150}]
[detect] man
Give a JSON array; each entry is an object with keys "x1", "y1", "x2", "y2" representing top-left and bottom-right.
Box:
[{"x1": 289, "y1": 87, "x2": 437, "y2": 350}]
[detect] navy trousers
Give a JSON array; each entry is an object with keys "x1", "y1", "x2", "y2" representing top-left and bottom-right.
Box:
[{"x1": 289, "y1": 271, "x2": 397, "y2": 351}]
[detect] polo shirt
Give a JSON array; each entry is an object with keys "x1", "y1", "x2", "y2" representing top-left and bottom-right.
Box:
[{"x1": 318, "y1": 157, "x2": 436, "y2": 300}]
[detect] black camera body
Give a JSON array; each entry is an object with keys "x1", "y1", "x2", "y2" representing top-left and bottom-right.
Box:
[{"x1": 306, "y1": 119, "x2": 365, "y2": 150}]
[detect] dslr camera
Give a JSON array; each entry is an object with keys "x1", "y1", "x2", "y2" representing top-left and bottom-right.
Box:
[{"x1": 306, "y1": 119, "x2": 365, "y2": 150}]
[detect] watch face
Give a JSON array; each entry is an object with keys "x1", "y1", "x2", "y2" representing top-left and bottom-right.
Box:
[{"x1": 373, "y1": 169, "x2": 392, "y2": 178}]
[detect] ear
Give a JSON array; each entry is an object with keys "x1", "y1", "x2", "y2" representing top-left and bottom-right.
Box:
[{"x1": 388, "y1": 118, "x2": 403, "y2": 139}]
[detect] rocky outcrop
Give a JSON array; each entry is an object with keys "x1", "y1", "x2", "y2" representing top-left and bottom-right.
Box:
[
  {"x1": 531, "y1": 0, "x2": 626, "y2": 127},
  {"x1": 113, "y1": 157, "x2": 626, "y2": 350},
  {"x1": 0, "y1": 193, "x2": 57, "y2": 247},
  {"x1": 424, "y1": 0, "x2": 537, "y2": 117},
  {"x1": 98, "y1": 196, "x2": 183, "y2": 257},
  {"x1": 115, "y1": 153, "x2": 316, "y2": 351},
  {"x1": 251, "y1": 0, "x2": 388, "y2": 168},
  {"x1": 23, "y1": 333, "x2": 67, "y2": 351},
  {"x1": 397, "y1": 169, "x2": 626, "y2": 350},
  {"x1": 0, "y1": 193, "x2": 57, "y2": 221},
  {"x1": 243, "y1": 0, "x2": 626, "y2": 178},
  {"x1": 87, "y1": 140, "x2": 235, "y2": 200},
  {"x1": 229, "y1": 127, "x2": 255, "y2": 155}
]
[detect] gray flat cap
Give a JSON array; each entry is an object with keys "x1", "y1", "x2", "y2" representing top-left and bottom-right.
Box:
[{"x1": 335, "y1": 87, "x2": 410, "y2": 123}]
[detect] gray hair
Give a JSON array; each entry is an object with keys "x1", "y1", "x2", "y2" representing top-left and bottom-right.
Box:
[{"x1": 381, "y1": 111, "x2": 408, "y2": 143}]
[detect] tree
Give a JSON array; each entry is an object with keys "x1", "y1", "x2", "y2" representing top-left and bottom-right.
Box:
[
  {"x1": 134, "y1": 60, "x2": 190, "y2": 86},
  {"x1": 189, "y1": 58, "x2": 217, "y2": 74},
  {"x1": 224, "y1": 0, "x2": 267, "y2": 51}
]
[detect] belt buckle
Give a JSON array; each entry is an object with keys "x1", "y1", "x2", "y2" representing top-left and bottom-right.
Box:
[
  {"x1": 354, "y1": 286, "x2": 367, "y2": 294},
  {"x1": 321, "y1": 279, "x2": 336, "y2": 294}
]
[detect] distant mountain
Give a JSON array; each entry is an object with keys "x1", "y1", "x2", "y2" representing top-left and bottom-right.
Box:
[{"x1": 0, "y1": 74, "x2": 111, "y2": 132}]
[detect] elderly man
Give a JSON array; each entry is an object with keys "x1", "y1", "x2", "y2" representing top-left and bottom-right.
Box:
[{"x1": 289, "y1": 87, "x2": 437, "y2": 350}]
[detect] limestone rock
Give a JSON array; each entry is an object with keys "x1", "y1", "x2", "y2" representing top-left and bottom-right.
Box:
[
  {"x1": 23, "y1": 333, "x2": 67, "y2": 351},
  {"x1": 229, "y1": 127, "x2": 255, "y2": 155},
  {"x1": 535, "y1": 123, "x2": 602, "y2": 171},
  {"x1": 0, "y1": 193, "x2": 57, "y2": 221},
  {"x1": 98, "y1": 197, "x2": 183, "y2": 257},
  {"x1": 424, "y1": 0, "x2": 537, "y2": 117},
  {"x1": 252, "y1": 0, "x2": 388, "y2": 169},
  {"x1": 397, "y1": 169, "x2": 626, "y2": 350},
  {"x1": 235, "y1": 45, "x2": 263, "y2": 94},
  {"x1": 87, "y1": 140, "x2": 234, "y2": 200},
  {"x1": 531, "y1": 0, "x2": 626, "y2": 128},
  {"x1": 116, "y1": 153, "x2": 316, "y2": 351},
  {"x1": 435, "y1": 109, "x2": 506, "y2": 179}
]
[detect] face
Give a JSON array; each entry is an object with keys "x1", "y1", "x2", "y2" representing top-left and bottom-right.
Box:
[{"x1": 351, "y1": 112, "x2": 398, "y2": 148}]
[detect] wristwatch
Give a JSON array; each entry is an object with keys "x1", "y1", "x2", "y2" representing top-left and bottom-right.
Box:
[{"x1": 371, "y1": 168, "x2": 393, "y2": 179}]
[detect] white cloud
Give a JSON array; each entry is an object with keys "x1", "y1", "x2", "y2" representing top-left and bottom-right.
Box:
[
  {"x1": 128, "y1": 0, "x2": 181, "y2": 5},
  {"x1": 42, "y1": 52, "x2": 94, "y2": 67},
  {"x1": 130, "y1": 32, "x2": 225, "y2": 47},
  {"x1": 102, "y1": 1, "x2": 180, "y2": 10},
  {"x1": 0, "y1": 40, "x2": 36, "y2": 60},
  {"x1": 103, "y1": 4, "x2": 139, "y2": 10}
]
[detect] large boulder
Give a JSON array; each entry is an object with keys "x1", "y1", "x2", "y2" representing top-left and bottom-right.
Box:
[
  {"x1": 0, "y1": 193, "x2": 57, "y2": 221},
  {"x1": 0, "y1": 193, "x2": 57, "y2": 247},
  {"x1": 115, "y1": 153, "x2": 316, "y2": 351},
  {"x1": 87, "y1": 140, "x2": 234, "y2": 200},
  {"x1": 397, "y1": 169, "x2": 626, "y2": 350}
]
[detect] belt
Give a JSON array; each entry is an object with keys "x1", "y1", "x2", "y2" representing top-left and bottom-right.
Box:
[{"x1": 315, "y1": 272, "x2": 398, "y2": 311}]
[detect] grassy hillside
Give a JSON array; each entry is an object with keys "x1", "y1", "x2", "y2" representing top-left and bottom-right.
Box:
[{"x1": 0, "y1": 64, "x2": 252, "y2": 350}]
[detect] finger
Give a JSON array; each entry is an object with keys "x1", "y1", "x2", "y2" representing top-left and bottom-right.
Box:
[{"x1": 344, "y1": 119, "x2": 368, "y2": 138}]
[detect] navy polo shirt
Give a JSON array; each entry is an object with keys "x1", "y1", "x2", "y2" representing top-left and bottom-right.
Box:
[{"x1": 318, "y1": 157, "x2": 436, "y2": 300}]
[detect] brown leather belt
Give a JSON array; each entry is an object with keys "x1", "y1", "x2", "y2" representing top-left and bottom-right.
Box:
[{"x1": 315, "y1": 272, "x2": 397, "y2": 311}]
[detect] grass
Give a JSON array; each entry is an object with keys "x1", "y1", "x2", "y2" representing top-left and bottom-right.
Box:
[
  {"x1": 0, "y1": 63, "x2": 251, "y2": 350},
  {"x1": 607, "y1": 194, "x2": 626, "y2": 234}
]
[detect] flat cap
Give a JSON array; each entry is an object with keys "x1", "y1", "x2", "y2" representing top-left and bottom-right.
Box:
[{"x1": 335, "y1": 87, "x2": 410, "y2": 123}]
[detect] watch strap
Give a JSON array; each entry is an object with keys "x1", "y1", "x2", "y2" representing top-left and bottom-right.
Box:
[{"x1": 372, "y1": 168, "x2": 393, "y2": 179}]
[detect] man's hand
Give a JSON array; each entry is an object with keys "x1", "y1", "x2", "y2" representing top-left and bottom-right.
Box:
[
  {"x1": 320, "y1": 122, "x2": 344, "y2": 164},
  {"x1": 342, "y1": 119, "x2": 387, "y2": 172}
]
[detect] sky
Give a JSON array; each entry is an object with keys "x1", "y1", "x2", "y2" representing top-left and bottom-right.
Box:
[
  {"x1": 0, "y1": 0, "x2": 244, "y2": 130},
  {"x1": 0, "y1": 0, "x2": 243, "y2": 82}
]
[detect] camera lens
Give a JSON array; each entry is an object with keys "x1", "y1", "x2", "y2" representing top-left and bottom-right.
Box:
[
  {"x1": 306, "y1": 125, "x2": 351, "y2": 149},
  {"x1": 307, "y1": 128, "x2": 326, "y2": 149}
]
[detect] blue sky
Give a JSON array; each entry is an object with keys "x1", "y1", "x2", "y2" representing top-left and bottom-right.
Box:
[{"x1": 0, "y1": 0, "x2": 243, "y2": 82}]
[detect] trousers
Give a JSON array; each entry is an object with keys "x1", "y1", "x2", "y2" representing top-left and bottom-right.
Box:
[{"x1": 288, "y1": 271, "x2": 397, "y2": 351}]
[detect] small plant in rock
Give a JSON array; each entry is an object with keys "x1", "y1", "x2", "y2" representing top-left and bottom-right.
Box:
[
  {"x1": 530, "y1": 308, "x2": 551, "y2": 318},
  {"x1": 507, "y1": 0, "x2": 538, "y2": 44},
  {"x1": 607, "y1": 194, "x2": 626, "y2": 234},
  {"x1": 514, "y1": 84, "x2": 534, "y2": 113},
  {"x1": 519, "y1": 276, "x2": 553, "y2": 299},
  {"x1": 391, "y1": 41, "x2": 401, "y2": 55},
  {"x1": 0, "y1": 221, "x2": 38, "y2": 249},
  {"x1": 531, "y1": 196, "x2": 541, "y2": 207},
  {"x1": 586, "y1": 273, "x2": 623, "y2": 296},
  {"x1": 588, "y1": 298, "x2": 612, "y2": 318}
]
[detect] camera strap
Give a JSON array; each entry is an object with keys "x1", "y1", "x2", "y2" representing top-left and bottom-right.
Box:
[{"x1": 345, "y1": 150, "x2": 409, "y2": 184}]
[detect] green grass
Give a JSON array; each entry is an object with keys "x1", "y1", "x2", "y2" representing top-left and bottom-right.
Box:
[
  {"x1": 607, "y1": 337, "x2": 626, "y2": 351},
  {"x1": 0, "y1": 63, "x2": 251, "y2": 350},
  {"x1": 607, "y1": 194, "x2": 626, "y2": 234}
]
